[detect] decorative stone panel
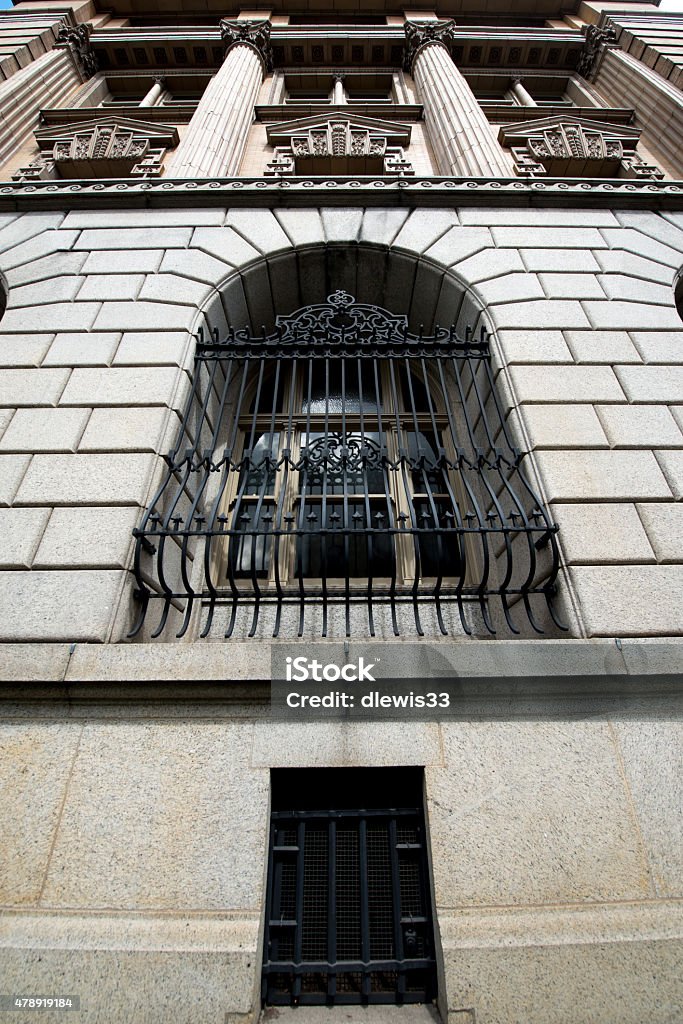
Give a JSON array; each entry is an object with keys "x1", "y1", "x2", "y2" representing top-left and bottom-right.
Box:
[
  {"x1": 12, "y1": 118, "x2": 179, "y2": 182},
  {"x1": 264, "y1": 115, "x2": 413, "y2": 177},
  {"x1": 499, "y1": 117, "x2": 663, "y2": 181}
]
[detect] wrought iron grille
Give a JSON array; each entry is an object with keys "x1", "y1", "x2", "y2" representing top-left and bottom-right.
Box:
[
  {"x1": 130, "y1": 290, "x2": 564, "y2": 639},
  {"x1": 262, "y1": 807, "x2": 437, "y2": 1006}
]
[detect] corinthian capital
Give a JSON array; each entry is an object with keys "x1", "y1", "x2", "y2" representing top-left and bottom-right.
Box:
[
  {"x1": 403, "y1": 19, "x2": 457, "y2": 73},
  {"x1": 56, "y1": 23, "x2": 98, "y2": 80},
  {"x1": 220, "y1": 19, "x2": 273, "y2": 74}
]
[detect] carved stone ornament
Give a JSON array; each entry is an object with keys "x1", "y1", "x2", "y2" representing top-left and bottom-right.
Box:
[
  {"x1": 576, "y1": 24, "x2": 618, "y2": 80},
  {"x1": 12, "y1": 117, "x2": 179, "y2": 182},
  {"x1": 264, "y1": 115, "x2": 413, "y2": 177},
  {"x1": 55, "y1": 23, "x2": 98, "y2": 80},
  {"x1": 219, "y1": 18, "x2": 273, "y2": 74},
  {"x1": 498, "y1": 117, "x2": 663, "y2": 181},
  {"x1": 403, "y1": 19, "x2": 457, "y2": 73}
]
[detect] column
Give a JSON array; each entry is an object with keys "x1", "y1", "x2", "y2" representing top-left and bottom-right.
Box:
[
  {"x1": 140, "y1": 76, "x2": 165, "y2": 108},
  {"x1": 404, "y1": 20, "x2": 510, "y2": 177},
  {"x1": 511, "y1": 77, "x2": 537, "y2": 107},
  {"x1": 332, "y1": 73, "x2": 347, "y2": 105},
  {"x1": 166, "y1": 19, "x2": 272, "y2": 178}
]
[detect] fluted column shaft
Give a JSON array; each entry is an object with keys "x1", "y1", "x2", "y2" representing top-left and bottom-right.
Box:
[
  {"x1": 166, "y1": 42, "x2": 263, "y2": 178},
  {"x1": 411, "y1": 39, "x2": 511, "y2": 177}
]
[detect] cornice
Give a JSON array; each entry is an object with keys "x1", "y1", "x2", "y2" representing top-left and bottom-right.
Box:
[
  {"x1": 256, "y1": 104, "x2": 424, "y2": 124},
  {"x1": 1, "y1": 176, "x2": 682, "y2": 212}
]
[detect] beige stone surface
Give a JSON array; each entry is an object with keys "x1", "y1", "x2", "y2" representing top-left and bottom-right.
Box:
[
  {"x1": 637, "y1": 503, "x2": 683, "y2": 562},
  {"x1": 15, "y1": 453, "x2": 156, "y2": 506},
  {"x1": 536, "y1": 450, "x2": 671, "y2": 501},
  {"x1": 40, "y1": 722, "x2": 268, "y2": 911},
  {"x1": 0, "y1": 506, "x2": 51, "y2": 567},
  {"x1": 519, "y1": 404, "x2": 608, "y2": 449},
  {"x1": 34, "y1": 506, "x2": 139, "y2": 569},
  {"x1": 552, "y1": 502, "x2": 654, "y2": 564},
  {"x1": 251, "y1": 722, "x2": 442, "y2": 768},
  {"x1": 0, "y1": 721, "x2": 82, "y2": 904},
  {"x1": 428, "y1": 721, "x2": 652, "y2": 907},
  {"x1": 0, "y1": 408, "x2": 89, "y2": 453},
  {"x1": 570, "y1": 564, "x2": 683, "y2": 636},
  {"x1": 0, "y1": 569, "x2": 126, "y2": 642}
]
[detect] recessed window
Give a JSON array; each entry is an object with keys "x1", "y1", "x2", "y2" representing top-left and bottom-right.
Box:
[{"x1": 263, "y1": 768, "x2": 437, "y2": 1007}]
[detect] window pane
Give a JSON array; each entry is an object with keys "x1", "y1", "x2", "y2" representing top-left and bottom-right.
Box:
[
  {"x1": 302, "y1": 362, "x2": 382, "y2": 414},
  {"x1": 296, "y1": 499, "x2": 394, "y2": 578},
  {"x1": 241, "y1": 431, "x2": 280, "y2": 493}
]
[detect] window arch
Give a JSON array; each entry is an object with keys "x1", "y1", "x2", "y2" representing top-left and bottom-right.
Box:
[{"x1": 130, "y1": 291, "x2": 564, "y2": 640}]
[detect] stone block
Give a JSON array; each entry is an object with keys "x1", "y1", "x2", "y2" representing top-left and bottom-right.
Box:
[
  {"x1": 509, "y1": 365, "x2": 624, "y2": 404},
  {"x1": 539, "y1": 273, "x2": 605, "y2": 299},
  {"x1": 0, "y1": 233, "x2": 80, "y2": 276},
  {"x1": 597, "y1": 276, "x2": 674, "y2": 305},
  {"x1": 612, "y1": 719, "x2": 683, "y2": 897},
  {"x1": 0, "y1": 721, "x2": 81, "y2": 903},
  {"x1": 0, "y1": 410, "x2": 12, "y2": 441},
  {"x1": 82, "y1": 250, "x2": 164, "y2": 275},
  {"x1": 424, "y1": 226, "x2": 493, "y2": 267},
  {"x1": 0, "y1": 455, "x2": 30, "y2": 506},
  {"x1": 34, "y1": 506, "x2": 140, "y2": 568},
  {"x1": 159, "y1": 249, "x2": 229, "y2": 284},
  {"x1": 565, "y1": 330, "x2": 641, "y2": 364},
  {"x1": 476, "y1": 273, "x2": 545, "y2": 306},
  {"x1": 43, "y1": 333, "x2": 120, "y2": 367},
  {"x1": 59, "y1": 366, "x2": 183, "y2": 408},
  {"x1": 430, "y1": 720, "x2": 651, "y2": 905},
  {"x1": 62, "y1": 210, "x2": 225, "y2": 228},
  {"x1": 629, "y1": 331, "x2": 683, "y2": 364},
  {"x1": 616, "y1": 365, "x2": 683, "y2": 403},
  {"x1": 92, "y1": 301, "x2": 193, "y2": 332},
  {"x1": 251, "y1": 723, "x2": 442, "y2": 768},
  {"x1": 596, "y1": 405, "x2": 682, "y2": 448},
  {"x1": 601, "y1": 228, "x2": 683, "y2": 268},
  {"x1": 0, "y1": 333, "x2": 53, "y2": 367},
  {"x1": 0, "y1": 644, "x2": 72, "y2": 682},
  {"x1": 491, "y1": 227, "x2": 607, "y2": 249},
  {"x1": 594, "y1": 248, "x2": 675, "y2": 284},
  {"x1": 113, "y1": 332, "x2": 189, "y2": 367},
  {"x1": 0, "y1": 408, "x2": 89, "y2": 453},
  {"x1": 74, "y1": 228, "x2": 192, "y2": 250},
  {"x1": 616, "y1": 210, "x2": 683, "y2": 252},
  {"x1": 79, "y1": 407, "x2": 176, "y2": 453},
  {"x1": 225, "y1": 208, "x2": 291, "y2": 253},
  {"x1": 637, "y1": 503, "x2": 683, "y2": 562},
  {"x1": 520, "y1": 404, "x2": 609, "y2": 449},
  {"x1": 496, "y1": 330, "x2": 572, "y2": 364},
  {"x1": 655, "y1": 450, "x2": 683, "y2": 499},
  {"x1": 77, "y1": 274, "x2": 144, "y2": 301},
  {"x1": 0, "y1": 303, "x2": 100, "y2": 333},
  {"x1": 0, "y1": 507, "x2": 51, "y2": 567},
  {"x1": 461, "y1": 208, "x2": 618, "y2": 227},
  {"x1": 15, "y1": 453, "x2": 156, "y2": 506},
  {"x1": 138, "y1": 274, "x2": 210, "y2": 306},
  {"x1": 358, "y1": 208, "x2": 410, "y2": 246},
  {"x1": 0, "y1": 569, "x2": 126, "y2": 641},
  {"x1": 0, "y1": 213, "x2": 66, "y2": 255},
  {"x1": 521, "y1": 249, "x2": 602, "y2": 273},
  {"x1": 584, "y1": 301, "x2": 683, "y2": 331},
  {"x1": 40, "y1": 721, "x2": 269, "y2": 910},
  {"x1": 392, "y1": 208, "x2": 457, "y2": 253},
  {"x1": 552, "y1": 503, "x2": 654, "y2": 563},
  {"x1": 273, "y1": 208, "x2": 325, "y2": 246},
  {"x1": 190, "y1": 227, "x2": 260, "y2": 267},
  {"x1": 0, "y1": 368, "x2": 69, "y2": 407},
  {"x1": 7, "y1": 275, "x2": 83, "y2": 308},
  {"x1": 536, "y1": 450, "x2": 672, "y2": 501},
  {"x1": 320, "y1": 206, "x2": 364, "y2": 243},
  {"x1": 570, "y1": 564, "x2": 683, "y2": 635},
  {"x1": 492, "y1": 300, "x2": 590, "y2": 330},
  {"x1": 454, "y1": 247, "x2": 523, "y2": 283}
]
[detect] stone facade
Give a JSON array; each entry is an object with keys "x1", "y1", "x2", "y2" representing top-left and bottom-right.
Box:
[{"x1": 0, "y1": 1, "x2": 682, "y2": 1023}]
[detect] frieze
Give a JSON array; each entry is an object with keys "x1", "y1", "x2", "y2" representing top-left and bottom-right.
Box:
[{"x1": 265, "y1": 115, "x2": 413, "y2": 178}]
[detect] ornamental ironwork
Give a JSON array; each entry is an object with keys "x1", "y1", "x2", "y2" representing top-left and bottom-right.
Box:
[{"x1": 129, "y1": 292, "x2": 564, "y2": 640}]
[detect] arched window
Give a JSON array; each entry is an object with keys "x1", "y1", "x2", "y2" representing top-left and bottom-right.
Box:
[{"x1": 130, "y1": 292, "x2": 563, "y2": 640}]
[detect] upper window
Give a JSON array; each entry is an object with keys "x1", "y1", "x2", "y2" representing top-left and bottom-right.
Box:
[{"x1": 130, "y1": 292, "x2": 563, "y2": 640}]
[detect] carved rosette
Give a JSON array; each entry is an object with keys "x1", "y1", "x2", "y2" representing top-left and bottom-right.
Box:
[
  {"x1": 576, "y1": 24, "x2": 617, "y2": 79},
  {"x1": 219, "y1": 19, "x2": 273, "y2": 75},
  {"x1": 56, "y1": 24, "x2": 98, "y2": 80},
  {"x1": 403, "y1": 19, "x2": 457, "y2": 73}
]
